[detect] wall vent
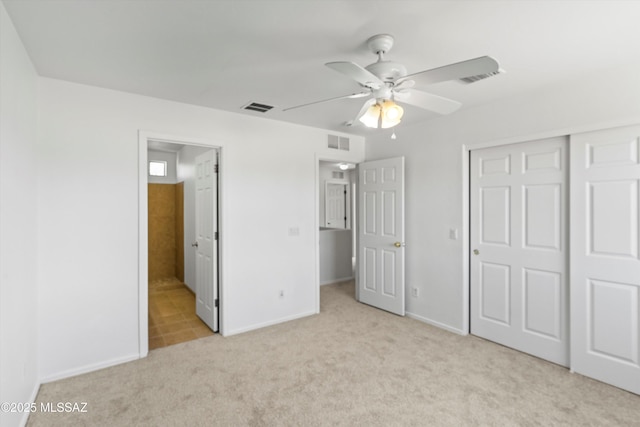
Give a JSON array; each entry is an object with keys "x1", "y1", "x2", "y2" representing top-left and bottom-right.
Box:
[
  {"x1": 242, "y1": 102, "x2": 274, "y2": 113},
  {"x1": 459, "y1": 69, "x2": 504, "y2": 84},
  {"x1": 332, "y1": 171, "x2": 345, "y2": 179},
  {"x1": 327, "y1": 135, "x2": 350, "y2": 151}
]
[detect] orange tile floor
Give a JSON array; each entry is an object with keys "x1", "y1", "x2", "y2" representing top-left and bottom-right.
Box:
[{"x1": 148, "y1": 277, "x2": 214, "y2": 350}]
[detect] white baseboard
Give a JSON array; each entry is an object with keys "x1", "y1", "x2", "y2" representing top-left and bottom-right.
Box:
[
  {"x1": 406, "y1": 311, "x2": 468, "y2": 336},
  {"x1": 320, "y1": 276, "x2": 354, "y2": 286},
  {"x1": 223, "y1": 310, "x2": 316, "y2": 337},
  {"x1": 19, "y1": 381, "x2": 41, "y2": 427},
  {"x1": 40, "y1": 353, "x2": 140, "y2": 384}
]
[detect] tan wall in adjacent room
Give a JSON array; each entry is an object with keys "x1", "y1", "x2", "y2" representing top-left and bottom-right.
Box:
[
  {"x1": 148, "y1": 183, "x2": 184, "y2": 282},
  {"x1": 175, "y1": 182, "x2": 184, "y2": 282}
]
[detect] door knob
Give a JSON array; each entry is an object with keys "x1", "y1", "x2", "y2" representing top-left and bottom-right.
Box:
[
  {"x1": 192, "y1": 242, "x2": 198, "y2": 248},
  {"x1": 473, "y1": 249, "x2": 479, "y2": 255},
  {"x1": 394, "y1": 242, "x2": 403, "y2": 248}
]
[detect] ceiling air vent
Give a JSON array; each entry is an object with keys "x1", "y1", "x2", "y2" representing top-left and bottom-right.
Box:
[
  {"x1": 242, "y1": 102, "x2": 274, "y2": 113},
  {"x1": 459, "y1": 69, "x2": 504, "y2": 84},
  {"x1": 328, "y1": 135, "x2": 350, "y2": 151}
]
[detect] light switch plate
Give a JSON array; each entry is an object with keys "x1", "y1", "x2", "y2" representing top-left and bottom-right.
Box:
[{"x1": 449, "y1": 228, "x2": 458, "y2": 240}]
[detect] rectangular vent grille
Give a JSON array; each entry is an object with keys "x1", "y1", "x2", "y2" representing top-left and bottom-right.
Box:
[
  {"x1": 459, "y1": 69, "x2": 504, "y2": 84},
  {"x1": 243, "y1": 102, "x2": 274, "y2": 113},
  {"x1": 332, "y1": 171, "x2": 345, "y2": 179},
  {"x1": 328, "y1": 135, "x2": 350, "y2": 151}
]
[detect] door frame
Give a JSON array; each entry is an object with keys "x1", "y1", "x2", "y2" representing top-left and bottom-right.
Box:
[
  {"x1": 138, "y1": 131, "x2": 223, "y2": 357},
  {"x1": 461, "y1": 118, "x2": 640, "y2": 335}
]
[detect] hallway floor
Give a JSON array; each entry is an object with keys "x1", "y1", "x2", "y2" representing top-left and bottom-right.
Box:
[{"x1": 149, "y1": 277, "x2": 214, "y2": 350}]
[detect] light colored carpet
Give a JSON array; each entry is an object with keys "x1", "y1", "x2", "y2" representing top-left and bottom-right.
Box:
[{"x1": 28, "y1": 281, "x2": 640, "y2": 426}]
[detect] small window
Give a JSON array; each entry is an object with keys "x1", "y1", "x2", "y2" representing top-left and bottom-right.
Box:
[{"x1": 149, "y1": 161, "x2": 167, "y2": 177}]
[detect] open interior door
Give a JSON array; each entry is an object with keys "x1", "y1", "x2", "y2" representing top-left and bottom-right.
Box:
[
  {"x1": 357, "y1": 157, "x2": 405, "y2": 315},
  {"x1": 195, "y1": 149, "x2": 218, "y2": 331}
]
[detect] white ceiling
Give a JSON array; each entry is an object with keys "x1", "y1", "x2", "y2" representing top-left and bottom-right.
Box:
[{"x1": 5, "y1": 0, "x2": 640, "y2": 137}]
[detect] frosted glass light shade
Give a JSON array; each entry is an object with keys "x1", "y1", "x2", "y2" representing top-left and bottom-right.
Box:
[
  {"x1": 358, "y1": 100, "x2": 403, "y2": 129},
  {"x1": 359, "y1": 104, "x2": 381, "y2": 128},
  {"x1": 380, "y1": 100, "x2": 403, "y2": 129}
]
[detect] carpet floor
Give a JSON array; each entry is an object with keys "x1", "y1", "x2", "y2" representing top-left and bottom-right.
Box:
[{"x1": 28, "y1": 281, "x2": 640, "y2": 426}]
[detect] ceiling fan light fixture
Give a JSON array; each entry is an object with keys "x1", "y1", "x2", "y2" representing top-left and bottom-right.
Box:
[{"x1": 359, "y1": 100, "x2": 403, "y2": 129}]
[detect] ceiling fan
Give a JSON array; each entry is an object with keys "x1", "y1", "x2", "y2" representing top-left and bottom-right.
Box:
[{"x1": 284, "y1": 34, "x2": 504, "y2": 129}]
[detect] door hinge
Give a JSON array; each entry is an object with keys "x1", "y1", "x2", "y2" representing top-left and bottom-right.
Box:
[
  {"x1": 215, "y1": 231, "x2": 219, "y2": 240},
  {"x1": 214, "y1": 164, "x2": 219, "y2": 173},
  {"x1": 214, "y1": 299, "x2": 219, "y2": 308}
]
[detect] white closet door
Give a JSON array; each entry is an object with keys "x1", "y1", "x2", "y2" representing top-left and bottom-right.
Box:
[
  {"x1": 470, "y1": 137, "x2": 569, "y2": 366},
  {"x1": 570, "y1": 124, "x2": 640, "y2": 395}
]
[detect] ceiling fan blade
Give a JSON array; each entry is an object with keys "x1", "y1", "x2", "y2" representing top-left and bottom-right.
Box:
[
  {"x1": 397, "y1": 56, "x2": 501, "y2": 86},
  {"x1": 326, "y1": 61, "x2": 385, "y2": 89},
  {"x1": 345, "y1": 98, "x2": 376, "y2": 127},
  {"x1": 399, "y1": 89, "x2": 462, "y2": 115},
  {"x1": 283, "y1": 91, "x2": 370, "y2": 112},
  {"x1": 394, "y1": 79, "x2": 415, "y2": 91}
]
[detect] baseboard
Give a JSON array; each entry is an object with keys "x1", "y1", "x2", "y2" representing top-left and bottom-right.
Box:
[
  {"x1": 18, "y1": 381, "x2": 41, "y2": 427},
  {"x1": 320, "y1": 276, "x2": 354, "y2": 286},
  {"x1": 40, "y1": 353, "x2": 140, "y2": 384},
  {"x1": 406, "y1": 311, "x2": 467, "y2": 336},
  {"x1": 223, "y1": 310, "x2": 316, "y2": 337}
]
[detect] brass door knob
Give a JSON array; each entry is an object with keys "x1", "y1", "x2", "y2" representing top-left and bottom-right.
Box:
[
  {"x1": 473, "y1": 249, "x2": 479, "y2": 255},
  {"x1": 394, "y1": 242, "x2": 402, "y2": 248}
]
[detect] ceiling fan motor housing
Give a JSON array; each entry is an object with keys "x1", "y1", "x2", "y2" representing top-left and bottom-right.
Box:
[{"x1": 367, "y1": 34, "x2": 395, "y2": 55}]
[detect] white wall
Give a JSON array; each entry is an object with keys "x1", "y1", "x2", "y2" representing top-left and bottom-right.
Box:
[
  {"x1": 0, "y1": 3, "x2": 40, "y2": 426},
  {"x1": 177, "y1": 145, "x2": 211, "y2": 292},
  {"x1": 319, "y1": 229, "x2": 353, "y2": 285},
  {"x1": 147, "y1": 150, "x2": 177, "y2": 184},
  {"x1": 36, "y1": 77, "x2": 365, "y2": 381},
  {"x1": 365, "y1": 62, "x2": 640, "y2": 333}
]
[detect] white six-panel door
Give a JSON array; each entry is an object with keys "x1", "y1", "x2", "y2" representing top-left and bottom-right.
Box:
[
  {"x1": 195, "y1": 150, "x2": 218, "y2": 332},
  {"x1": 326, "y1": 183, "x2": 346, "y2": 229},
  {"x1": 570, "y1": 124, "x2": 640, "y2": 395},
  {"x1": 358, "y1": 157, "x2": 405, "y2": 316},
  {"x1": 470, "y1": 137, "x2": 569, "y2": 366}
]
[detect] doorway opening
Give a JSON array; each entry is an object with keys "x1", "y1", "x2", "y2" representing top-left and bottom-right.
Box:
[
  {"x1": 138, "y1": 132, "x2": 221, "y2": 356},
  {"x1": 318, "y1": 160, "x2": 357, "y2": 304}
]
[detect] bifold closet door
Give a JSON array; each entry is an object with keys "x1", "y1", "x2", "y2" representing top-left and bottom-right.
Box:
[{"x1": 570, "y1": 124, "x2": 640, "y2": 395}]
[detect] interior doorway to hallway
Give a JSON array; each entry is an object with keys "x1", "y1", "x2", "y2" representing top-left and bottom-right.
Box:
[
  {"x1": 138, "y1": 133, "x2": 221, "y2": 356},
  {"x1": 318, "y1": 160, "x2": 357, "y2": 292}
]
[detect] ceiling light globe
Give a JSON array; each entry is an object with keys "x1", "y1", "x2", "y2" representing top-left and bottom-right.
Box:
[
  {"x1": 382, "y1": 100, "x2": 404, "y2": 120},
  {"x1": 359, "y1": 104, "x2": 381, "y2": 128},
  {"x1": 380, "y1": 100, "x2": 403, "y2": 128}
]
